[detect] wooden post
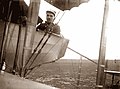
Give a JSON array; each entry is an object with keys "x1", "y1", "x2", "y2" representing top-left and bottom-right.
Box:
[
  {"x1": 95, "y1": 0, "x2": 109, "y2": 89},
  {"x1": 12, "y1": 23, "x2": 22, "y2": 74},
  {"x1": 0, "y1": 22, "x2": 8, "y2": 70},
  {"x1": 21, "y1": 0, "x2": 40, "y2": 77},
  {"x1": 76, "y1": 56, "x2": 82, "y2": 89},
  {"x1": 0, "y1": 0, "x2": 13, "y2": 70}
]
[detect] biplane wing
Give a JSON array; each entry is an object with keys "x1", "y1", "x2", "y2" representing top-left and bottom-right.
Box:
[
  {"x1": 0, "y1": 71, "x2": 59, "y2": 89},
  {"x1": 104, "y1": 70, "x2": 120, "y2": 76}
]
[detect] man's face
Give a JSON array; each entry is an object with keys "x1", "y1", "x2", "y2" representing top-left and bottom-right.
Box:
[{"x1": 46, "y1": 12, "x2": 55, "y2": 23}]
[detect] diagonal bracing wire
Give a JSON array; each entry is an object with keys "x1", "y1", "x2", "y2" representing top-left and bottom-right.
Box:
[
  {"x1": 23, "y1": 11, "x2": 61, "y2": 70},
  {"x1": 24, "y1": 31, "x2": 48, "y2": 68},
  {"x1": 67, "y1": 47, "x2": 98, "y2": 65},
  {"x1": 26, "y1": 31, "x2": 52, "y2": 68},
  {"x1": 24, "y1": 37, "x2": 62, "y2": 76}
]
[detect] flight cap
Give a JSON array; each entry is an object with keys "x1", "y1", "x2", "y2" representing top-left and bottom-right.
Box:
[{"x1": 46, "y1": 10, "x2": 56, "y2": 16}]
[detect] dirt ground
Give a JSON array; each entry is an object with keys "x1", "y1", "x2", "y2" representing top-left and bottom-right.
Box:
[{"x1": 26, "y1": 59, "x2": 97, "y2": 89}]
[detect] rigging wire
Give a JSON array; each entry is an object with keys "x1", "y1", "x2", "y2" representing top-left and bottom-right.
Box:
[
  {"x1": 24, "y1": 31, "x2": 48, "y2": 68},
  {"x1": 67, "y1": 47, "x2": 98, "y2": 65},
  {"x1": 24, "y1": 36, "x2": 64, "y2": 76},
  {"x1": 28, "y1": 32, "x2": 52, "y2": 66},
  {"x1": 56, "y1": 11, "x2": 65, "y2": 25},
  {"x1": 22, "y1": 26, "x2": 53, "y2": 77},
  {"x1": 29, "y1": 37, "x2": 61, "y2": 68},
  {"x1": 22, "y1": 10, "x2": 66, "y2": 76},
  {"x1": 25, "y1": 37, "x2": 62, "y2": 76},
  {"x1": 23, "y1": 10, "x2": 61, "y2": 71},
  {"x1": 25, "y1": 59, "x2": 60, "y2": 77}
]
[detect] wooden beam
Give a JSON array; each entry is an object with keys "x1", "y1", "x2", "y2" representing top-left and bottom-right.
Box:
[
  {"x1": 21, "y1": 0, "x2": 41, "y2": 77},
  {"x1": 95, "y1": 0, "x2": 109, "y2": 88}
]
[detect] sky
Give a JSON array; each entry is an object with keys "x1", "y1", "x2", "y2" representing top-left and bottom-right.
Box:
[{"x1": 25, "y1": 0, "x2": 120, "y2": 60}]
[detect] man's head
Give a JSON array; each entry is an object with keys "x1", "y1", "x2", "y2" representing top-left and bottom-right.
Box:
[{"x1": 46, "y1": 10, "x2": 56, "y2": 23}]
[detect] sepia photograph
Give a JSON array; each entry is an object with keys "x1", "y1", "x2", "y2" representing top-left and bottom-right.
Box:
[{"x1": 0, "y1": 0, "x2": 120, "y2": 89}]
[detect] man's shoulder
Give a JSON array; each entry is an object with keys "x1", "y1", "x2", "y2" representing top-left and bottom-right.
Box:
[
  {"x1": 52, "y1": 23, "x2": 61, "y2": 34},
  {"x1": 53, "y1": 24, "x2": 60, "y2": 28}
]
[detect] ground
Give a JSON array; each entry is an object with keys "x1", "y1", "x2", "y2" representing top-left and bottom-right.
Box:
[
  {"x1": 3, "y1": 59, "x2": 119, "y2": 89},
  {"x1": 26, "y1": 59, "x2": 97, "y2": 89}
]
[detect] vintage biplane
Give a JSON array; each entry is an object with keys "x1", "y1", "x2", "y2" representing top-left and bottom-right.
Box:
[
  {"x1": 0, "y1": 0, "x2": 120, "y2": 89},
  {"x1": 0, "y1": 0, "x2": 69, "y2": 88}
]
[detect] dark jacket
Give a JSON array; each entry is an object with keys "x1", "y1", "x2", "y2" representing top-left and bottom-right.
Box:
[{"x1": 36, "y1": 21, "x2": 60, "y2": 35}]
